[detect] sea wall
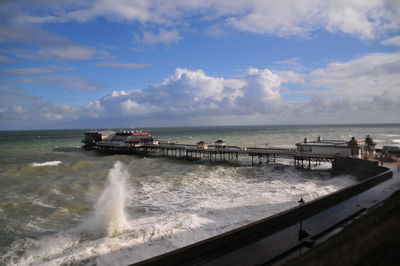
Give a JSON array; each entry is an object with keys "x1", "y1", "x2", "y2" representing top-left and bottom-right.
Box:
[
  {"x1": 332, "y1": 156, "x2": 385, "y2": 180},
  {"x1": 133, "y1": 158, "x2": 392, "y2": 266}
]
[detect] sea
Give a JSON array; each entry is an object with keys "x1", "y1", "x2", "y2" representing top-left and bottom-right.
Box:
[{"x1": 0, "y1": 124, "x2": 399, "y2": 265}]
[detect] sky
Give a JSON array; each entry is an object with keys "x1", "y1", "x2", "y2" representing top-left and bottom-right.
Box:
[{"x1": 0, "y1": 0, "x2": 399, "y2": 130}]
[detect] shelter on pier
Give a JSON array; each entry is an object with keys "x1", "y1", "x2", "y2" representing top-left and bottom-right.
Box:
[
  {"x1": 364, "y1": 135, "x2": 377, "y2": 155},
  {"x1": 214, "y1": 140, "x2": 226, "y2": 150},
  {"x1": 196, "y1": 141, "x2": 208, "y2": 149}
]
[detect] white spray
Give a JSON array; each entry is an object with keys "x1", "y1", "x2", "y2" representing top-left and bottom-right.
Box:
[{"x1": 81, "y1": 161, "x2": 130, "y2": 237}]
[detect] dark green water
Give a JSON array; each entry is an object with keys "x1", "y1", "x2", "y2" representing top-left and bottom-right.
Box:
[{"x1": 0, "y1": 124, "x2": 399, "y2": 265}]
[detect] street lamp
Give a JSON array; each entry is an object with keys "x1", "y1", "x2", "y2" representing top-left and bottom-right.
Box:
[{"x1": 298, "y1": 197, "x2": 309, "y2": 241}]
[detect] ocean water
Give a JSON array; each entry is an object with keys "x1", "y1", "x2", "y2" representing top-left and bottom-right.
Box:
[{"x1": 0, "y1": 124, "x2": 399, "y2": 265}]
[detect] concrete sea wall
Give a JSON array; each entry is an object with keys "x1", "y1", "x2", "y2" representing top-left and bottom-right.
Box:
[
  {"x1": 133, "y1": 157, "x2": 393, "y2": 266},
  {"x1": 332, "y1": 156, "x2": 385, "y2": 180}
]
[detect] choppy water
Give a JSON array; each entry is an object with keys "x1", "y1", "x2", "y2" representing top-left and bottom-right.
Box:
[{"x1": 0, "y1": 124, "x2": 399, "y2": 265}]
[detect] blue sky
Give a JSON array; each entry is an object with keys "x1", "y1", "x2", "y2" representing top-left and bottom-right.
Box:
[{"x1": 0, "y1": 0, "x2": 399, "y2": 129}]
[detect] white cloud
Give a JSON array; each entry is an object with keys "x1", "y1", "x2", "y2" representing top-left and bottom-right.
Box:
[
  {"x1": 84, "y1": 100, "x2": 104, "y2": 118},
  {"x1": 0, "y1": 93, "x2": 81, "y2": 128},
  {"x1": 2, "y1": 66, "x2": 74, "y2": 76},
  {"x1": 95, "y1": 61, "x2": 151, "y2": 68},
  {"x1": 64, "y1": 0, "x2": 155, "y2": 24},
  {"x1": 158, "y1": 68, "x2": 242, "y2": 103},
  {"x1": 11, "y1": 105, "x2": 23, "y2": 114},
  {"x1": 86, "y1": 100, "x2": 103, "y2": 112},
  {"x1": 225, "y1": 0, "x2": 400, "y2": 39},
  {"x1": 0, "y1": 24, "x2": 63, "y2": 45},
  {"x1": 308, "y1": 52, "x2": 400, "y2": 98},
  {"x1": 325, "y1": 1, "x2": 376, "y2": 39},
  {"x1": 42, "y1": 113, "x2": 66, "y2": 121},
  {"x1": 98, "y1": 53, "x2": 398, "y2": 122},
  {"x1": 90, "y1": 67, "x2": 281, "y2": 118},
  {"x1": 121, "y1": 99, "x2": 161, "y2": 115},
  {"x1": 227, "y1": 1, "x2": 320, "y2": 37},
  {"x1": 380, "y1": 35, "x2": 400, "y2": 46},
  {"x1": 244, "y1": 68, "x2": 281, "y2": 102},
  {"x1": 0, "y1": 24, "x2": 109, "y2": 61},
  {"x1": 4, "y1": 0, "x2": 399, "y2": 40},
  {"x1": 273, "y1": 57, "x2": 310, "y2": 73},
  {"x1": 274, "y1": 70, "x2": 305, "y2": 84},
  {"x1": 111, "y1": 90, "x2": 129, "y2": 97},
  {"x1": 19, "y1": 75, "x2": 101, "y2": 91},
  {"x1": 2, "y1": 51, "x2": 400, "y2": 128},
  {"x1": 141, "y1": 29, "x2": 181, "y2": 45},
  {"x1": 40, "y1": 46, "x2": 109, "y2": 60}
]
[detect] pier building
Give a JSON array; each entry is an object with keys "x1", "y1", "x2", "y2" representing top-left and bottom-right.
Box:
[
  {"x1": 296, "y1": 136, "x2": 363, "y2": 158},
  {"x1": 82, "y1": 130, "x2": 114, "y2": 149},
  {"x1": 84, "y1": 131, "x2": 158, "y2": 149},
  {"x1": 214, "y1": 140, "x2": 226, "y2": 150},
  {"x1": 196, "y1": 141, "x2": 208, "y2": 149},
  {"x1": 364, "y1": 135, "x2": 377, "y2": 155}
]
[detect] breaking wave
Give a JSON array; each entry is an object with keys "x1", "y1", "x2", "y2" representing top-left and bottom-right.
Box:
[
  {"x1": 30, "y1": 161, "x2": 62, "y2": 167},
  {"x1": 78, "y1": 161, "x2": 130, "y2": 237},
  {"x1": 1, "y1": 162, "x2": 357, "y2": 265}
]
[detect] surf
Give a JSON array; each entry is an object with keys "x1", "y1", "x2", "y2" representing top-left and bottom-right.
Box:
[
  {"x1": 30, "y1": 161, "x2": 62, "y2": 167},
  {"x1": 79, "y1": 161, "x2": 130, "y2": 237}
]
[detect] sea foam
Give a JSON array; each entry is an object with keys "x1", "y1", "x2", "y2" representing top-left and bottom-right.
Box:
[
  {"x1": 79, "y1": 161, "x2": 130, "y2": 237},
  {"x1": 30, "y1": 161, "x2": 62, "y2": 167}
]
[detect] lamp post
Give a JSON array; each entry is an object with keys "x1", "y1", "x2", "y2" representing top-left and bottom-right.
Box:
[{"x1": 298, "y1": 197, "x2": 309, "y2": 241}]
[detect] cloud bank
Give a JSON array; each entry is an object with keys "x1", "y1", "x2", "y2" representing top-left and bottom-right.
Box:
[
  {"x1": 4, "y1": 0, "x2": 400, "y2": 40},
  {"x1": 1, "y1": 51, "x2": 399, "y2": 129}
]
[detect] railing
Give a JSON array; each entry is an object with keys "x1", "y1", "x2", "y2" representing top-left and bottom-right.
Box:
[{"x1": 92, "y1": 142, "x2": 339, "y2": 158}]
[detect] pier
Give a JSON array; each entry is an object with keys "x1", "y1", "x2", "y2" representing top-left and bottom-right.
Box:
[
  {"x1": 84, "y1": 136, "x2": 335, "y2": 169},
  {"x1": 83, "y1": 131, "x2": 379, "y2": 169}
]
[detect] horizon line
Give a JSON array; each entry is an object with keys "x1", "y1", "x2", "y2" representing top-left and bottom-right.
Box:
[{"x1": 1, "y1": 122, "x2": 400, "y2": 132}]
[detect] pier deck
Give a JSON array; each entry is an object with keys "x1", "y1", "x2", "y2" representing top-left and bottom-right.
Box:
[{"x1": 88, "y1": 142, "x2": 336, "y2": 168}]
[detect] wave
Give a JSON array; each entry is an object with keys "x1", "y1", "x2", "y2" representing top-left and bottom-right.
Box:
[
  {"x1": 378, "y1": 134, "x2": 400, "y2": 138},
  {"x1": 2, "y1": 163, "x2": 357, "y2": 265},
  {"x1": 77, "y1": 161, "x2": 130, "y2": 237},
  {"x1": 30, "y1": 161, "x2": 62, "y2": 167},
  {"x1": 32, "y1": 199, "x2": 57, "y2": 209}
]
